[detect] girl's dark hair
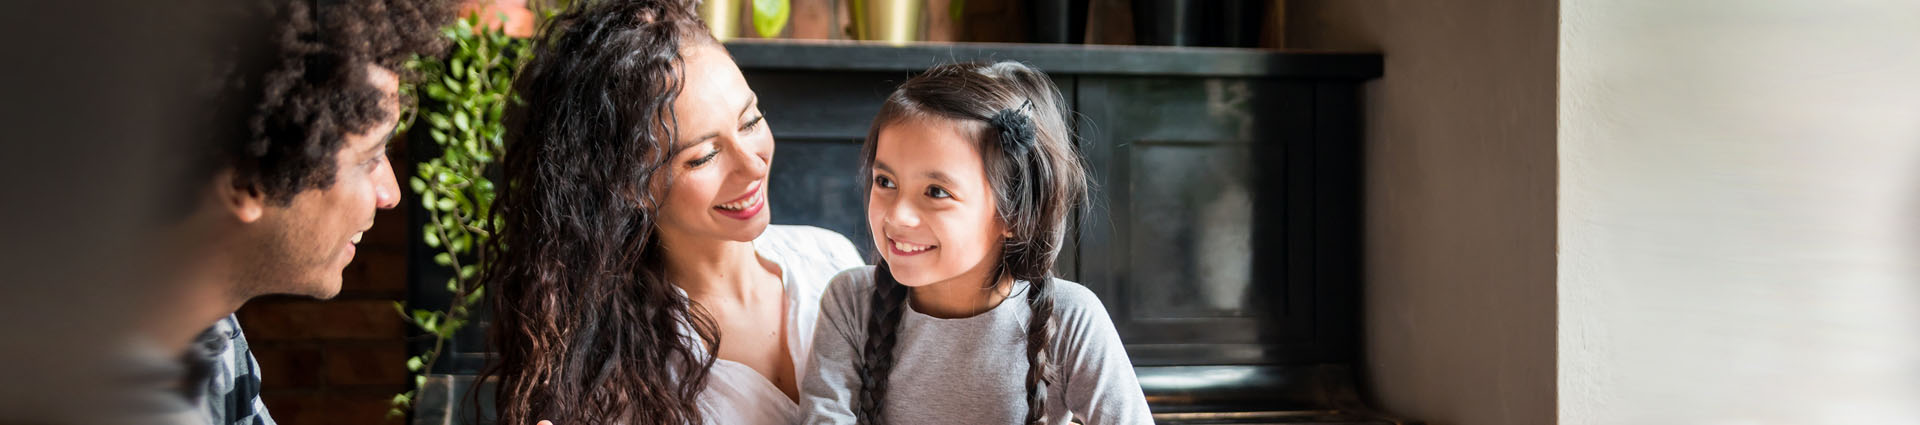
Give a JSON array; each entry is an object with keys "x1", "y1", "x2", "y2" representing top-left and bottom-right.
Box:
[
  {"x1": 855, "y1": 61, "x2": 1089, "y2": 425},
  {"x1": 480, "y1": 1, "x2": 719, "y2": 424}
]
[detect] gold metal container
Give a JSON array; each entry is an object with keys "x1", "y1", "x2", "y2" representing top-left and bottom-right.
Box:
[
  {"x1": 699, "y1": 0, "x2": 741, "y2": 41},
  {"x1": 850, "y1": 0, "x2": 920, "y2": 45}
]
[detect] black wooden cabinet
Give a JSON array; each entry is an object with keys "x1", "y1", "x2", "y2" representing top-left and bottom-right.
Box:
[{"x1": 409, "y1": 40, "x2": 1397, "y2": 425}]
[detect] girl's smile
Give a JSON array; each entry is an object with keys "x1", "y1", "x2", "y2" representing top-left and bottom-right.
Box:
[{"x1": 885, "y1": 236, "x2": 936, "y2": 256}]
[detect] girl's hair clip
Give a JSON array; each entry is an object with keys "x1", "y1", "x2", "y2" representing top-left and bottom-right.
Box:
[{"x1": 988, "y1": 100, "x2": 1038, "y2": 157}]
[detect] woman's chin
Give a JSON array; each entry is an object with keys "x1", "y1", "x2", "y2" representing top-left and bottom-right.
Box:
[{"x1": 725, "y1": 219, "x2": 771, "y2": 242}]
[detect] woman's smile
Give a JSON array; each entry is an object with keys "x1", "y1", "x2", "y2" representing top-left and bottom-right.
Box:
[{"x1": 714, "y1": 180, "x2": 767, "y2": 220}]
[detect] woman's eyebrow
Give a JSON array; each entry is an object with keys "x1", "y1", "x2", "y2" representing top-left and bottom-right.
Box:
[{"x1": 672, "y1": 93, "x2": 760, "y2": 154}]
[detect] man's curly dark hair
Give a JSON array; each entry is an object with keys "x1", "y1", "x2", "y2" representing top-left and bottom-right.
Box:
[{"x1": 232, "y1": 0, "x2": 454, "y2": 205}]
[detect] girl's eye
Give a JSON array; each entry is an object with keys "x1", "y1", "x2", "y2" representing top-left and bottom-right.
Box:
[
  {"x1": 926, "y1": 186, "x2": 951, "y2": 199},
  {"x1": 873, "y1": 175, "x2": 895, "y2": 189},
  {"x1": 688, "y1": 148, "x2": 720, "y2": 167}
]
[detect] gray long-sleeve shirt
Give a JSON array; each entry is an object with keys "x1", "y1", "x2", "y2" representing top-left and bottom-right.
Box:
[{"x1": 800, "y1": 267, "x2": 1153, "y2": 425}]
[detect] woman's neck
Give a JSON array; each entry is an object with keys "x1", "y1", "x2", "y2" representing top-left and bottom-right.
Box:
[
  {"x1": 660, "y1": 232, "x2": 770, "y2": 305},
  {"x1": 908, "y1": 263, "x2": 1013, "y2": 319}
]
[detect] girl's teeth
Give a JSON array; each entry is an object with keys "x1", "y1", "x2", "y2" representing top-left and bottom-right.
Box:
[
  {"x1": 892, "y1": 240, "x2": 931, "y2": 252},
  {"x1": 351, "y1": 232, "x2": 363, "y2": 244}
]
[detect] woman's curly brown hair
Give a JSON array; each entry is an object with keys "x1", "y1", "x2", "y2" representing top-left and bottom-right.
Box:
[{"x1": 234, "y1": 0, "x2": 454, "y2": 204}]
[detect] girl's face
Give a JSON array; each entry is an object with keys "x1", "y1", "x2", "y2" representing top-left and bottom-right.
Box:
[
  {"x1": 656, "y1": 43, "x2": 774, "y2": 244},
  {"x1": 868, "y1": 116, "x2": 1007, "y2": 288}
]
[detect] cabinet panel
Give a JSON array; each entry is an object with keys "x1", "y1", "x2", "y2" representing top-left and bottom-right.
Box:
[{"x1": 1078, "y1": 77, "x2": 1324, "y2": 365}]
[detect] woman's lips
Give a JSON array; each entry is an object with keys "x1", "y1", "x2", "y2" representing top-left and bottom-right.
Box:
[{"x1": 714, "y1": 183, "x2": 765, "y2": 220}]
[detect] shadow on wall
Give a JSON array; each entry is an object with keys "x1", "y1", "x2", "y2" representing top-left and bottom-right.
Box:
[{"x1": 1908, "y1": 133, "x2": 1920, "y2": 322}]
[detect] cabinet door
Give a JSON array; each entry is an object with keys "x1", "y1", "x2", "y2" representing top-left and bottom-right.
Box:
[{"x1": 1075, "y1": 77, "x2": 1328, "y2": 366}]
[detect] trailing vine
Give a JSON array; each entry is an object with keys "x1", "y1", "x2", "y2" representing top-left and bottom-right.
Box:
[{"x1": 388, "y1": 11, "x2": 532, "y2": 419}]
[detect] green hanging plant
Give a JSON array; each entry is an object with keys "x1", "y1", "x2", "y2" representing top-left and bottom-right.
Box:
[
  {"x1": 387, "y1": 10, "x2": 534, "y2": 420},
  {"x1": 752, "y1": 0, "x2": 789, "y2": 38}
]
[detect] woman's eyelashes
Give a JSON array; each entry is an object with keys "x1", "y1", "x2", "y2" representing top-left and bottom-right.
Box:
[
  {"x1": 688, "y1": 147, "x2": 721, "y2": 167},
  {"x1": 873, "y1": 174, "x2": 896, "y2": 190},
  {"x1": 740, "y1": 113, "x2": 765, "y2": 133},
  {"x1": 685, "y1": 114, "x2": 766, "y2": 168},
  {"x1": 925, "y1": 186, "x2": 951, "y2": 199}
]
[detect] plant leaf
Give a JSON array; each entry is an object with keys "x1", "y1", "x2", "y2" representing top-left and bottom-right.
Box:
[
  {"x1": 752, "y1": 0, "x2": 790, "y2": 38},
  {"x1": 466, "y1": 286, "x2": 486, "y2": 305}
]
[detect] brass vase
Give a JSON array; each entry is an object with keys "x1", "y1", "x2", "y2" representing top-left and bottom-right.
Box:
[
  {"x1": 850, "y1": 0, "x2": 920, "y2": 45},
  {"x1": 700, "y1": 0, "x2": 741, "y2": 41}
]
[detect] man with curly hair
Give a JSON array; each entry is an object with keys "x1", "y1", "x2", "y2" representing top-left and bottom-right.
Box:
[{"x1": 129, "y1": 0, "x2": 453, "y2": 423}]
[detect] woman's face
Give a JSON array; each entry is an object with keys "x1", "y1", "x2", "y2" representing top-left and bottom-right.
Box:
[
  {"x1": 867, "y1": 116, "x2": 1007, "y2": 288},
  {"x1": 655, "y1": 43, "x2": 774, "y2": 244}
]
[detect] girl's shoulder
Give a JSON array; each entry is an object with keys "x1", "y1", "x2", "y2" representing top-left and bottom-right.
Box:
[
  {"x1": 1040, "y1": 278, "x2": 1108, "y2": 317},
  {"x1": 823, "y1": 265, "x2": 881, "y2": 300},
  {"x1": 816, "y1": 266, "x2": 881, "y2": 329},
  {"x1": 1038, "y1": 278, "x2": 1125, "y2": 341}
]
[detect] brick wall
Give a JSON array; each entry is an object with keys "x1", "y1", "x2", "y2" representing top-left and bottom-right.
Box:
[{"x1": 237, "y1": 169, "x2": 414, "y2": 425}]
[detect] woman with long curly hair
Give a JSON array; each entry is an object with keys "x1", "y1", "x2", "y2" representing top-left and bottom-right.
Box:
[{"x1": 480, "y1": 1, "x2": 862, "y2": 424}]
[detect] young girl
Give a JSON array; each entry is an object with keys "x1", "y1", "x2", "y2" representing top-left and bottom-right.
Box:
[{"x1": 800, "y1": 61, "x2": 1152, "y2": 424}]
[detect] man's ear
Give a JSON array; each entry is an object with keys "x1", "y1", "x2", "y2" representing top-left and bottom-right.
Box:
[{"x1": 216, "y1": 169, "x2": 267, "y2": 224}]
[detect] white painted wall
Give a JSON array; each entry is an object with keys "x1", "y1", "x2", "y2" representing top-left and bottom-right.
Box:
[{"x1": 1559, "y1": 1, "x2": 1920, "y2": 423}]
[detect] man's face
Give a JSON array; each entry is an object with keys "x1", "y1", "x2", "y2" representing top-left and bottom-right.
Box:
[{"x1": 242, "y1": 65, "x2": 403, "y2": 299}]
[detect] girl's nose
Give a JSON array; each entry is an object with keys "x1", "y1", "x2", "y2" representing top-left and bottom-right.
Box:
[{"x1": 884, "y1": 196, "x2": 920, "y2": 229}]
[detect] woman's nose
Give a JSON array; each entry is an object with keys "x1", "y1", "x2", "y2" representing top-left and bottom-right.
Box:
[{"x1": 728, "y1": 138, "x2": 770, "y2": 180}]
